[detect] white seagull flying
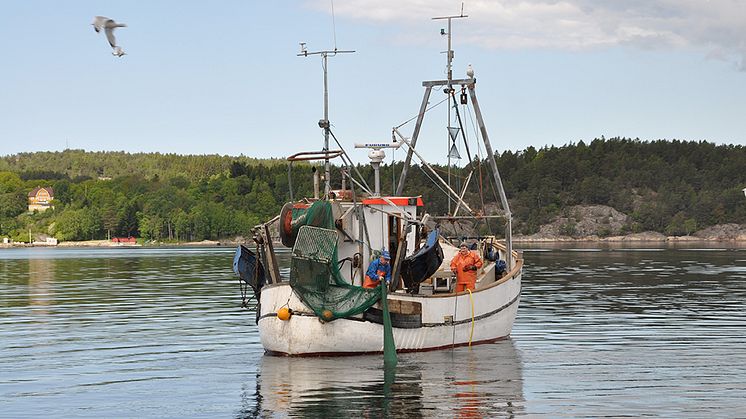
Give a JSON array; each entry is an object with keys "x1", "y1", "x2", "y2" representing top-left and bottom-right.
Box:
[
  {"x1": 112, "y1": 46, "x2": 126, "y2": 57},
  {"x1": 92, "y1": 16, "x2": 127, "y2": 57}
]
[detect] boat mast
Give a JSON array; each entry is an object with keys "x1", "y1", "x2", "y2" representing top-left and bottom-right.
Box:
[
  {"x1": 394, "y1": 12, "x2": 515, "y2": 269},
  {"x1": 435, "y1": 12, "x2": 466, "y2": 213},
  {"x1": 298, "y1": 45, "x2": 354, "y2": 197},
  {"x1": 396, "y1": 11, "x2": 466, "y2": 197}
]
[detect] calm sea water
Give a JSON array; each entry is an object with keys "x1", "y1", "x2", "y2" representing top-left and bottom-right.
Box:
[{"x1": 1, "y1": 245, "x2": 745, "y2": 417}]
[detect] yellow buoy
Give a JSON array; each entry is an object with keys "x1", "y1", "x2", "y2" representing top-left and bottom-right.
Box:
[
  {"x1": 322, "y1": 309, "x2": 334, "y2": 320},
  {"x1": 277, "y1": 307, "x2": 292, "y2": 321}
]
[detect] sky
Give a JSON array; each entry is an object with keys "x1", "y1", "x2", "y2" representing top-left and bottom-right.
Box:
[{"x1": 1, "y1": 0, "x2": 745, "y2": 165}]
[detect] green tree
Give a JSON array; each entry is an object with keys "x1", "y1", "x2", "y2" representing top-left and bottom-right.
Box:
[
  {"x1": 138, "y1": 212, "x2": 164, "y2": 240},
  {"x1": 172, "y1": 209, "x2": 191, "y2": 241},
  {"x1": 54, "y1": 209, "x2": 85, "y2": 241}
]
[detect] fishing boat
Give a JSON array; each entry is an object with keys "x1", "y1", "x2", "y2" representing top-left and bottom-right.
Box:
[{"x1": 233, "y1": 14, "x2": 522, "y2": 356}]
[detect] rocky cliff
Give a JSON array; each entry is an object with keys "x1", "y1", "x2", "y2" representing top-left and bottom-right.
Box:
[{"x1": 514, "y1": 205, "x2": 746, "y2": 242}]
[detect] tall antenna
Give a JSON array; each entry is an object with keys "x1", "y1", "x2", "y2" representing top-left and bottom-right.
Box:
[
  {"x1": 298, "y1": 45, "x2": 355, "y2": 197},
  {"x1": 434, "y1": 6, "x2": 468, "y2": 211},
  {"x1": 432, "y1": 5, "x2": 468, "y2": 82},
  {"x1": 330, "y1": 0, "x2": 338, "y2": 50}
]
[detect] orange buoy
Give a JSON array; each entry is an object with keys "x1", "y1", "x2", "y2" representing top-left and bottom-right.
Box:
[
  {"x1": 277, "y1": 307, "x2": 292, "y2": 321},
  {"x1": 322, "y1": 309, "x2": 334, "y2": 320}
]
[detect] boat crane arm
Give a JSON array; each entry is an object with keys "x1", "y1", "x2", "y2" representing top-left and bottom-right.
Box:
[
  {"x1": 392, "y1": 128, "x2": 476, "y2": 215},
  {"x1": 452, "y1": 170, "x2": 474, "y2": 217},
  {"x1": 286, "y1": 150, "x2": 345, "y2": 161}
]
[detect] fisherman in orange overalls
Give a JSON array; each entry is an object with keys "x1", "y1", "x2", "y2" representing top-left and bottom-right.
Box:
[{"x1": 450, "y1": 242, "x2": 483, "y2": 292}]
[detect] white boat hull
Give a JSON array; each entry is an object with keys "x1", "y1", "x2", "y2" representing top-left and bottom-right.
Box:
[{"x1": 257, "y1": 256, "x2": 522, "y2": 355}]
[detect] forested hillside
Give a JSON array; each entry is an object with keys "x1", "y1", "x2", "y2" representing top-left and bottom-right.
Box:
[
  {"x1": 496, "y1": 138, "x2": 746, "y2": 235},
  {"x1": 1, "y1": 138, "x2": 744, "y2": 243},
  {"x1": 0, "y1": 149, "x2": 282, "y2": 180}
]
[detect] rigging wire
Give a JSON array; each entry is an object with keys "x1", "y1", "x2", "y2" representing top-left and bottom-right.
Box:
[
  {"x1": 476, "y1": 133, "x2": 491, "y2": 233},
  {"x1": 450, "y1": 97, "x2": 458, "y2": 199},
  {"x1": 463, "y1": 100, "x2": 491, "y2": 233},
  {"x1": 431, "y1": 165, "x2": 467, "y2": 180},
  {"x1": 416, "y1": 164, "x2": 459, "y2": 208},
  {"x1": 391, "y1": 147, "x2": 396, "y2": 195},
  {"x1": 327, "y1": 128, "x2": 372, "y2": 192},
  {"x1": 466, "y1": 102, "x2": 500, "y2": 207},
  {"x1": 393, "y1": 95, "x2": 450, "y2": 130},
  {"x1": 341, "y1": 167, "x2": 374, "y2": 255},
  {"x1": 450, "y1": 92, "x2": 474, "y2": 165}
]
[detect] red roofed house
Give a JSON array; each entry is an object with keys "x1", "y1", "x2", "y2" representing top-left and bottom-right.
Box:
[{"x1": 28, "y1": 187, "x2": 55, "y2": 212}]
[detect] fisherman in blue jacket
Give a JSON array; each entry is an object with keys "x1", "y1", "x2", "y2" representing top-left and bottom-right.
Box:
[{"x1": 363, "y1": 250, "x2": 392, "y2": 289}]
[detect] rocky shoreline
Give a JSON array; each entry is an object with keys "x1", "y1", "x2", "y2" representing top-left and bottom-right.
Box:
[
  {"x1": 439, "y1": 226, "x2": 746, "y2": 245},
  {"x1": 0, "y1": 239, "x2": 233, "y2": 249},
  {"x1": 514, "y1": 226, "x2": 746, "y2": 242},
  {"x1": 3, "y1": 205, "x2": 745, "y2": 248},
  {"x1": 2, "y1": 231, "x2": 745, "y2": 249},
  {"x1": 440, "y1": 205, "x2": 746, "y2": 243}
]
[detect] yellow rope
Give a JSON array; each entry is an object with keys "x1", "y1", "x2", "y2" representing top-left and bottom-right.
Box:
[{"x1": 467, "y1": 288, "x2": 475, "y2": 347}]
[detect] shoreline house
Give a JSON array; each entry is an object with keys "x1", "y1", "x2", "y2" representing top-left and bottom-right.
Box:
[{"x1": 28, "y1": 187, "x2": 55, "y2": 212}]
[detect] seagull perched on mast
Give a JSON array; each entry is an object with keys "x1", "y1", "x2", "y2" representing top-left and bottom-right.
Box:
[{"x1": 91, "y1": 16, "x2": 127, "y2": 57}]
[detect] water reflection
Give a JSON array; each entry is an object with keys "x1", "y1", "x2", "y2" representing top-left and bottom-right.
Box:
[
  {"x1": 28, "y1": 258, "x2": 54, "y2": 316},
  {"x1": 243, "y1": 340, "x2": 524, "y2": 418},
  {"x1": 2, "y1": 246, "x2": 746, "y2": 417}
]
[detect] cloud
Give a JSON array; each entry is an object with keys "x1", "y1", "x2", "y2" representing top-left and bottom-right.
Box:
[{"x1": 310, "y1": 0, "x2": 746, "y2": 69}]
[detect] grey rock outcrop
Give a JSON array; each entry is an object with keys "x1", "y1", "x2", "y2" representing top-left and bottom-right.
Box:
[{"x1": 523, "y1": 205, "x2": 629, "y2": 240}]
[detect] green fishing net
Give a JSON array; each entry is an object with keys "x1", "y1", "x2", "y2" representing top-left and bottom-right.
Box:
[{"x1": 289, "y1": 201, "x2": 380, "y2": 322}]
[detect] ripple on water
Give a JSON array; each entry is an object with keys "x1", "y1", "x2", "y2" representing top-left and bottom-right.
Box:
[{"x1": 2, "y1": 246, "x2": 746, "y2": 417}]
